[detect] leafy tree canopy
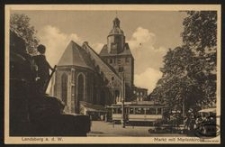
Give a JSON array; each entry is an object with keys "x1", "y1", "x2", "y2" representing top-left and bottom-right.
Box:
[
  {"x1": 182, "y1": 11, "x2": 217, "y2": 53},
  {"x1": 10, "y1": 13, "x2": 39, "y2": 55},
  {"x1": 151, "y1": 11, "x2": 217, "y2": 116}
]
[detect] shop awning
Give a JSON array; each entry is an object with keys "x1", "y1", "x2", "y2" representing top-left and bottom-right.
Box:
[{"x1": 80, "y1": 101, "x2": 107, "y2": 113}]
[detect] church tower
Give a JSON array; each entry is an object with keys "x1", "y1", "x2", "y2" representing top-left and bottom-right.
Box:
[
  {"x1": 99, "y1": 17, "x2": 134, "y2": 101},
  {"x1": 107, "y1": 17, "x2": 125, "y2": 54}
]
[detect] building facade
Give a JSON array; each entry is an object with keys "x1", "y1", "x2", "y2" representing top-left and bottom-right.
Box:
[
  {"x1": 99, "y1": 17, "x2": 134, "y2": 102},
  {"x1": 52, "y1": 17, "x2": 143, "y2": 114},
  {"x1": 133, "y1": 87, "x2": 148, "y2": 102}
]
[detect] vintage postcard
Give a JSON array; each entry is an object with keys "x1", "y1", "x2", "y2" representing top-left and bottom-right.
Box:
[{"x1": 5, "y1": 4, "x2": 221, "y2": 144}]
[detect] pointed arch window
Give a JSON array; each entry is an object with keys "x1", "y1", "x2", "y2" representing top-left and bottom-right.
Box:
[
  {"x1": 77, "y1": 73, "x2": 85, "y2": 101},
  {"x1": 61, "y1": 73, "x2": 68, "y2": 104}
]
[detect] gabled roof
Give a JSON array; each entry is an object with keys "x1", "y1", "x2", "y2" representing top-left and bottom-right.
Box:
[
  {"x1": 82, "y1": 42, "x2": 122, "y2": 85},
  {"x1": 82, "y1": 42, "x2": 119, "y2": 77},
  {"x1": 121, "y1": 43, "x2": 134, "y2": 57},
  {"x1": 57, "y1": 40, "x2": 94, "y2": 70},
  {"x1": 99, "y1": 44, "x2": 108, "y2": 55}
]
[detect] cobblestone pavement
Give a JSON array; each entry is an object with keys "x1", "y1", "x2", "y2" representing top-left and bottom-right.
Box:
[{"x1": 87, "y1": 121, "x2": 187, "y2": 137}]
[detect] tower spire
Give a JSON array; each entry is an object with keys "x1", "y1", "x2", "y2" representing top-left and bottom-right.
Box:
[{"x1": 113, "y1": 17, "x2": 120, "y2": 28}]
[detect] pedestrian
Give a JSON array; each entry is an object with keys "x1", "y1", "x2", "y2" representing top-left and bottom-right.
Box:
[{"x1": 34, "y1": 44, "x2": 53, "y2": 93}]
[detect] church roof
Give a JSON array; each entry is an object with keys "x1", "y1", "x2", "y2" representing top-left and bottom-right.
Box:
[
  {"x1": 82, "y1": 42, "x2": 119, "y2": 76},
  {"x1": 99, "y1": 43, "x2": 134, "y2": 58},
  {"x1": 99, "y1": 44, "x2": 108, "y2": 55},
  {"x1": 57, "y1": 40, "x2": 94, "y2": 70}
]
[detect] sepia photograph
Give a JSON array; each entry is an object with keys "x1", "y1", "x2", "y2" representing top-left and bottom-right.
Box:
[{"x1": 5, "y1": 4, "x2": 221, "y2": 144}]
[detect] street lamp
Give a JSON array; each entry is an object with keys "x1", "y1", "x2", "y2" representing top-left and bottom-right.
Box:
[
  {"x1": 121, "y1": 71, "x2": 126, "y2": 128},
  {"x1": 122, "y1": 98, "x2": 125, "y2": 128},
  {"x1": 116, "y1": 55, "x2": 126, "y2": 128}
]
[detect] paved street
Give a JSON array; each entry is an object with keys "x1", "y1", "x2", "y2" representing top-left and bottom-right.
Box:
[{"x1": 87, "y1": 121, "x2": 187, "y2": 137}]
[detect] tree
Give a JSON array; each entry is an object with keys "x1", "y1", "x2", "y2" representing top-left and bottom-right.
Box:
[
  {"x1": 151, "y1": 46, "x2": 203, "y2": 114},
  {"x1": 182, "y1": 11, "x2": 217, "y2": 53},
  {"x1": 182, "y1": 11, "x2": 217, "y2": 74},
  {"x1": 10, "y1": 13, "x2": 39, "y2": 55},
  {"x1": 182, "y1": 11, "x2": 217, "y2": 107},
  {"x1": 151, "y1": 11, "x2": 217, "y2": 117}
]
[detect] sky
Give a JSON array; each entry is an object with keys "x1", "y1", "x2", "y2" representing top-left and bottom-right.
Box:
[{"x1": 11, "y1": 9, "x2": 187, "y2": 93}]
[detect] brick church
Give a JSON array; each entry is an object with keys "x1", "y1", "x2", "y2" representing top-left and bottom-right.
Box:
[{"x1": 51, "y1": 17, "x2": 147, "y2": 114}]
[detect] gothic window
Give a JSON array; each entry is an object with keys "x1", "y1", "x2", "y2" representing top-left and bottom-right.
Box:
[
  {"x1": 61, "y1": 73, "x2": 68, "y2": 104},
  {"x1": 71, "y1": 68, "x2": 75, "y2": 84},
  {"x1": 77, "y1": 73, "x2": 85, "y2": 101}
]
